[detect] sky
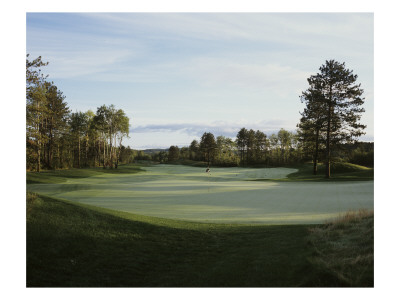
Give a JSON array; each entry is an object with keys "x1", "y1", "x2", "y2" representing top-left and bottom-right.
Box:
[{"x1": 26, "y1": 12, "x2": 374, "y2": 150}]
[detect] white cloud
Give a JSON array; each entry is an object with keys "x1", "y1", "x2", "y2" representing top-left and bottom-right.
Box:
[
  {"x1": 85, "y1": 13, "x2": 373, "y2": 46},
  {"x1": 27, "y1": 23, "x2": 145, "y2": 79},
  {"x1": 183, "y1": 57, "x2": 310, "y2": 93},
  {"x1": 132, "y1": 119, "x2": 296, "y2": 138}
]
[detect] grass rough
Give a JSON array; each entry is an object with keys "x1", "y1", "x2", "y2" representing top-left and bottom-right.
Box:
[{"x1": 307, "y1": 209, "x2": 374, "y2": 287}]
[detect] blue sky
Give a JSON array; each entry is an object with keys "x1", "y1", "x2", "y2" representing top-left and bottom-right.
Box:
[{"x1": 26, "y1": 13, "x2": 374, "y2": 149}]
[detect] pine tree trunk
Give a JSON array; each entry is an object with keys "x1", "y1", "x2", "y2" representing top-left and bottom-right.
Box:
[
  {"x1": 85, "y1": 135, "x2": 88, "y2": 167},
  {"x1": 103, "y1": 139, "x2": 106, "y2": 169},
  {"x1": 48, "y1": 129, "x2": 53, "y2": 169},
  {"x1": 109, "y1": 133, "x2": 113, "y2": 169},
  {"x1": 36, "y1": 101, "x2": 41, "y2": 172},
  {"x1": 58, "y1": 144, "x2": 61, "y2": 169},
  {"x1": 78, "y1": 137, "x2": 81, "y2": 168},
  {"x1": 98, "y1": 139, "x2": 101, "y2": 167},
  {"x1": 326, "y1": 91, "x2": 332, "y2": 178},
  {"x1": 313, "y1": 129, "x2": 319, "y2": 175},
  {"x1": 37, "y1": 144, "x2": 41, "y2": 172}
]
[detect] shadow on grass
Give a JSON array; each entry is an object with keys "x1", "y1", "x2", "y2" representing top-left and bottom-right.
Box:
[
  {"x1": 27, "y1": 194, "x2": 349, "y2": 287},
  {"x1": 252, "y1": 162, "x2": 373, "y2": 182}
]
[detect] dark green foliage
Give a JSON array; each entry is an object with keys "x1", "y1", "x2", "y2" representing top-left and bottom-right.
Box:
[
  {"x1": 189, "y1": 140, "x2": 200, "y2": 160},
  {"x1": 299, "y1": 60, "x2": 366, "y2": 178},
  {"x1": 342, "y1": 142, "x2": 374, "y2": 167},
  {"x1": 26, "y1": 55, "x2": 131, "y2": 171},
  {"x1": 26, "y1": 55, "x2": 50, "y2": 172},
  {"x1": 199, "y1": 132, "x2": 217, "y2": 166},
  {"x1": 349, "y1": 150, "x2": 374, "y2": 167},
  {"x1": 284, "y1": 162, "x2": 373, "y2": 181},
  {"x1": 163, "y1": 128, "x2": 371, "y2": 169},
  {"x1": 168, "y1": 145, "x2": 180, "y2": 162}
]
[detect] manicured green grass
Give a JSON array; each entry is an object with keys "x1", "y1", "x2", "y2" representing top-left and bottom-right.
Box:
[
  {"x1": 26, "y1": 164, "x2": 373, "y2": 286},
  {"x1": 26, "y1": 193, "x2": 373, "y2": 287},
  {"x1": 26, "y1": 164, "x2": 145, "y2": 184},
  {"x1": 27, "y1": 164, "x2": 373, "y2": 224}
]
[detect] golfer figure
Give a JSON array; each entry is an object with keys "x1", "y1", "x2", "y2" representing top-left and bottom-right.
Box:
[{"x1": 206, "y1": 167, "x2": 211, "y2": 175}]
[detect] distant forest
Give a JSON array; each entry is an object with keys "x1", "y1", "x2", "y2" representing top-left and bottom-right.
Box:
[
  {"x1": 27, "y1": 55, "x2": 373, "y2": 172},
  {"x1": 138, "y1": 131, "x2": 373, "y2": 168}
]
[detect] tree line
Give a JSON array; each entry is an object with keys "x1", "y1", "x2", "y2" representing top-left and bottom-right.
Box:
[
  {"x1": 27, "y1": 56, "x2": 372, "y2": 176},
  {"x1": 149, "y1": 127, "x2": 372, "y2": 170},
  {"x1": 157, "y1": 60, "x2": 372, "y2": 176},
  {"x1": 155, "y1": 128, "x2": 303, "y2": 167},
  {"x1": 26, "y1": 55, "x2": 132, "y2": 171}
]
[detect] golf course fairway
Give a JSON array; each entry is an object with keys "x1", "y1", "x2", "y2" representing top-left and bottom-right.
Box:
[{"x1": 27, "y1": 164, "x2": 373, "y2": 224}]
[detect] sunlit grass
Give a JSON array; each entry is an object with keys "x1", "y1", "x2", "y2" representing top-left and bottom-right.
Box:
[{"x1": 26, "y1": 164, "x2": 374, "y2": 224}]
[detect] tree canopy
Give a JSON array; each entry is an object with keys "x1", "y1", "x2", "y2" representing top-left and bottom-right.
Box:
[
  {"x1": 26, "y1": 55, "x2": 132, "y2": 171},
  {"x1": 298, "y1": 60, "x2": 366, "y2": 178}
]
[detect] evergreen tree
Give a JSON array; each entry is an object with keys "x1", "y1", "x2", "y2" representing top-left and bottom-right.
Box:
[
  {"x1": 43, "y1": 82, "x2": 70, "y2": 169},
  {"x1": 236, "y1": 128, "x2": 248, "y2": 166},
  {"x1": 168, "y1": 146, "x2": 180, "y2": 162},
  {"x1": 69, "y1": 111, "x2": 88, "y2": 168},
  {"x1": 254, "y1": 130, "x2": 268, "y2": 164},
  {"x1": 301, "y1": 60, "x2": 366, "y2": 178},
  {"x1": 189, "y1": 140, "x2": 200, "y2": 160},
  {"x1": 26, "y1": 55, "x2": 49, "y2": 171},
  {"x1": 199, "y1": 132, "x2": 217, "y2": 166}
]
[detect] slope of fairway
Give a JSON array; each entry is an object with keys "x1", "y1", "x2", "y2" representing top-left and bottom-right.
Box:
[
  {"x1": 27, "y1": 164, "x2": 373, "y2": 224},
  {"x1": 27, "y1": 193, "x2": 373, "y2": 287}
]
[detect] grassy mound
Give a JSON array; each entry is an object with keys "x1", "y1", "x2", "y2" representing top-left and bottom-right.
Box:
[
  {"x1": 26, "y1": 193, "x2": 373, "y2": 287},
  {"x1": 286, "y1": 162, "x2": 373, "y2": 181},
  {"x1": 308, "y1": 209, "x2": 374, "y2": 287}
]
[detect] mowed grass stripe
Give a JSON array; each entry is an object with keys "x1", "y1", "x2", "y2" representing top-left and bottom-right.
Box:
[{"x1": 27, "y1": 164, "x2": 373, "y2": 224}]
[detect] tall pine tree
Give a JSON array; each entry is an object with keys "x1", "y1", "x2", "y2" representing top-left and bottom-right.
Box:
[{"x1": 300, "y1": 60, "x2": 366, "y2": 178}]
